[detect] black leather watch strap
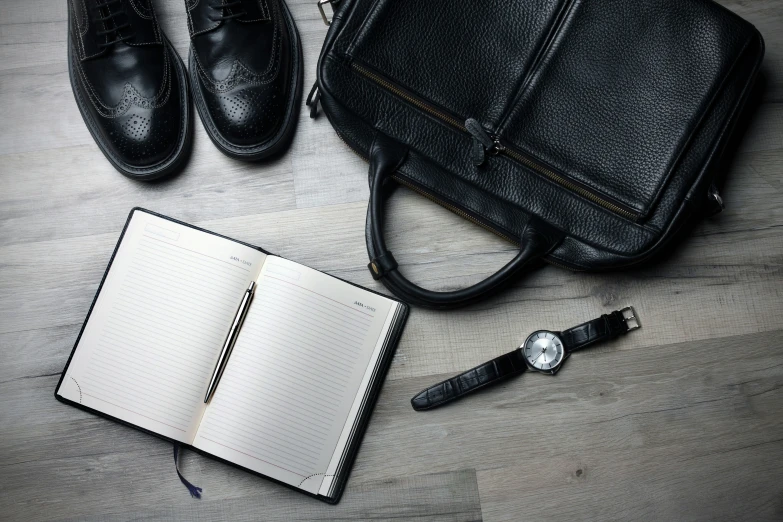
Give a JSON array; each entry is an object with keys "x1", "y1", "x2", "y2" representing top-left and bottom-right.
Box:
[
  {"x1": 560, "y1": 310, "x2": 631, "y2": 353},
  {"x1": 411, "y1": 349, "x2": 526, "y2": 411}
]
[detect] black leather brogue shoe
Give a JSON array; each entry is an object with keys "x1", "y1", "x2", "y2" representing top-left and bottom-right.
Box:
[
  {"x1": 68, "y1": 0, "x2": 192, "y2": 180},
  {"x1": 186, "y1": 0, "x2": 303, "y2": 161}
]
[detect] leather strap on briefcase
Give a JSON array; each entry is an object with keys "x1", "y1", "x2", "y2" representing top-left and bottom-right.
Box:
[{"x1": 310, "y1": 0, "x2": 765, "y2": 309}]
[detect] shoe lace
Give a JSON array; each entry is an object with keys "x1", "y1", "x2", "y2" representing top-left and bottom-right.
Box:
[
  {"x1": 91, "y1": 0, "x2": 135, "y2": 49},
  {"x1": 210, "y1": 0, "x2": 248, "y2": 22}
]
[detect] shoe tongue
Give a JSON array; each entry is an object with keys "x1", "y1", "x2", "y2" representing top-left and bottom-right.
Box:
[{"x1": 80, "y1": 0, "x2": 161, "y2": 55}]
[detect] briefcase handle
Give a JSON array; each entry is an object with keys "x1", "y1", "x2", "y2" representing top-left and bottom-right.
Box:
[{"x1": 365, "y1": 133, "x2": 563, "y2": 309}]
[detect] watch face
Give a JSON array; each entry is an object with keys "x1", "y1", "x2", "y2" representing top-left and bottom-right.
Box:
[{"x1": 522, "y1": 331, "x2": 565, "y2": 372}]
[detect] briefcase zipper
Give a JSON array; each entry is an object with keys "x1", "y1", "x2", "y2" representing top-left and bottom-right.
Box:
[
  {"x1": 351, "y1": 62, "x2": 640, "y2": 222},
  {"x1": 351, "y1": 63, "x2": 466, "y2": 130},
  {"x1": 332, "y1": 126, "x2": 587, "y2": 270},
  {"x1": 500, "y1": 145, "x2": 638, "y2": 220}
]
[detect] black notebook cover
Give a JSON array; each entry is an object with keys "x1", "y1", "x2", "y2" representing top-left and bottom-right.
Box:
[{"x1": 54, "y1": 207, "x2": 409, "y2": 504}]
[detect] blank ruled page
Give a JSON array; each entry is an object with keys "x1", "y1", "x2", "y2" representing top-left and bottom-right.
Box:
[
  {"x1": 193, "y1": 256, "x2": 398, "y2": 492},
  {"x1": 57, "y1": 210, "x2": 266, "y2": 442}
]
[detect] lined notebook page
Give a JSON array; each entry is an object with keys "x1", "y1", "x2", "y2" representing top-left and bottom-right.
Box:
[
  {"x1": 193, "y1": 256, "x2": 398, "y2": 493},
  {"x1": 57, "y1": 210, "x2": 266, "y2": 442}
]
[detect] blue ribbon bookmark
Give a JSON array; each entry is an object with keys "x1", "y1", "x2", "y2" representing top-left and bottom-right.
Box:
[{"x1": 173, "y1": 444, "x2": 203, "y2": 499}]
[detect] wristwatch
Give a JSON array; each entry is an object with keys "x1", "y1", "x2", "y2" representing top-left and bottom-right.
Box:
[{"x1": 410, "y1": 307, "x2": 640, "y2": 411}]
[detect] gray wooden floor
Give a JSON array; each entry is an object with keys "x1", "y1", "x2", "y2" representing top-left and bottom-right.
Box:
[{"x1": 1, "y1": 0, "x2": 783, "y2": 520}]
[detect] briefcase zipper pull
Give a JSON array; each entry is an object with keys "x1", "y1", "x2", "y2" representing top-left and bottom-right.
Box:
[{"x1": 465, "y1": 118, "x2": 503, "y2": 166}]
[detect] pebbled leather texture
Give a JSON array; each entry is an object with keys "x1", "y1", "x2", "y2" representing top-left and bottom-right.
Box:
[
  {"x1": 187, "y1": 0, "x2": 303, "y2": 160},
  {"x1": 316, "y1": 0, "x2": 765, "y2": 293},
  {"x1": 560, "y1": 311, "x2": 629, "y2": 352},
  {"x1": 68, "y1": 0, "x2": 192, "y2": 179},
  {"x1": 411, "y1": 349, "x2": 527, "y2": 411}
]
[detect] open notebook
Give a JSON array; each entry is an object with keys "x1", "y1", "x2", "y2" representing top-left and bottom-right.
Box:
[{"x1": 55, "y1": 208, "x2": 408, "y2": 503}]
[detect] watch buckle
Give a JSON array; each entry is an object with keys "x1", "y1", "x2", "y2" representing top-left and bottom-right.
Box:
[{"x1": 620, "y1": 306, "x2": 641, "y2": 331}]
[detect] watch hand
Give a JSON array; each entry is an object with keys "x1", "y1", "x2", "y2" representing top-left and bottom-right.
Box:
[{"x1": 412, "y1": 309, "x2": 641, "y2": 411}]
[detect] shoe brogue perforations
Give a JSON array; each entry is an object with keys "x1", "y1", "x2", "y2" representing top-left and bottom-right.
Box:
[
  {"x1": 205, "y1": 82, "x2": 284, "y2": 144},
  {"x1": 68, "y1": 0, "x2": 192, "y2": 178},
  {"x1": 75, "y1": 48, "x2": 172, "y2": 118},
  {"x1": 187, "y1": 0, "x2": 302, "y2": 160}
]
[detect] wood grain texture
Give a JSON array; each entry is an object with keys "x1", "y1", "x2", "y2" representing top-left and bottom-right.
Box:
[{"x1": 0, "y1": 0, "x2": 782, "y2": 520}]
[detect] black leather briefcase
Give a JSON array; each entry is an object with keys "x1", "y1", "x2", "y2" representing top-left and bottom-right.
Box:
[{"x1": 309, "y1": 0, "x2": 764, "y2": 309}]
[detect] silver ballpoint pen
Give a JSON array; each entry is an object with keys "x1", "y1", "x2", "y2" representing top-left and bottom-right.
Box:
[{"x1": 204, "y1": 281, "x2": 256, "y2": 403}]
